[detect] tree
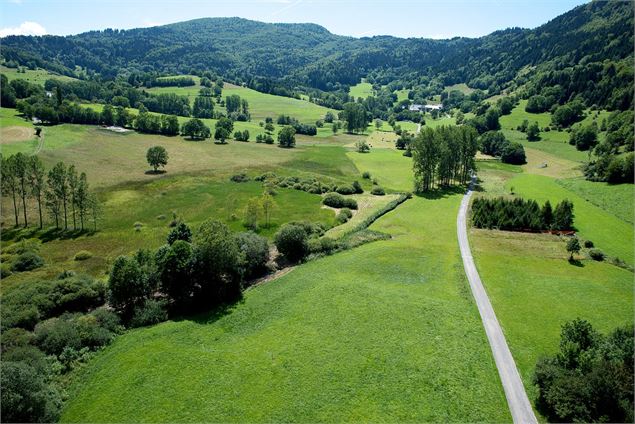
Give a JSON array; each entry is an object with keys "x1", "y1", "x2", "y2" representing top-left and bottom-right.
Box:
[
  {"x1": 533, "y1": 321, "x2": 633, "y2": 423},
  {"x1": 67, "y1": 165, "x2": 79, "y2": 230},
  {"x1": 260, "y1": 193, "x2": 276, "y2": 227},
  {"x1": 1, "y1": 361, "x2": 62, "y2": 423},
  {"x1": 277, "y1": 126, "x2": 296, "y2": 148},
  {"x1": 500, "y1": 142, "x2": 526, "y2": 164},
  {"x1": 108, "y1": 256, "x2": 150, "y2": 319},
  {"x1": 553, "y1": 200, "x2": 574, "y2": 230},
  {"x1": 225, "y1": 94, "x2": 242, "y2": 113},
  {"x1": 167, "y1": 222, "x2": 192, "y2": 245},
  {"x1": 243, "y1": 197, "x2": 261, "y2": 230},
  {"x1": 156, "y1": 240, "x2": 194, "y2": 309},
  {"x1": 569, "y1": 125, "x2": 598, "y2": 151},
  {"x1": 566, "y1": 237, "x2": 581, "y2": 261},
  {"x1": 274, "y1": 223, "x2": 309, "y2": 262},
  {"x1": 191, "y1": 220, "x2": 243, "y2": 304},
  {"x1": 526, "y1": 121, "x2": 540, "y2": 141},
  {"x1": 236, "y1": 232, "x2": 270, "y2": 280},
  {"x1": 27, "y1": 156, "x2": 46, "y2": 228},
  {"x1": 75, "y1": 172, "x2": 89, "y2": 230},
  {"x1": 101, "y1": 104, "x2": 114, "y2": 126},
  {"x1": 484, "y1": 108, "x2": 501, "y2": 131},
  {"x1": 161, "y1": 115, "x2": 180, "y2": 136},
  {"x1": 374, "y1": 118, "x2": 382, "y2": 129},
  {"x1": 146, "y1": 146, "x2": 168, "y2": 172},
  {"x1": 88, "y1": 193, "x2": 102, "y2": 231},
  {"x1": 47, "y1": 162, "x2": 69, "y2": 230},
  {"x1": 1, "y1": 155, "x2": 20, "y2": 226},
  {"x1": 181, "y1": 118, "x2": 211, "y2": 140},
  {"x1": 342, "y1": 102, "x2": 369, "y2": 133},
  {"x1": 214, "y1": 117, "x2": 234, "y2": 143},
  {"x1": 355, "y1": 140, "x2": 370, "y2": 153},
  {"x1": 192, "y1": 96, "x2": 214, "y2": 118},
  {"x1": 541, "y1": 200, "x2": 553, "y2": 229},
  {"x1": 12, "y1": 153, "x2": 30, "y2": 227}
]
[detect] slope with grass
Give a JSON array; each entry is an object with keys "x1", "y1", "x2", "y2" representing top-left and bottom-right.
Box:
[
  {"x1": 0, "y1": 65, "x2": 78, "y2": 85},
  {"x1": 349, "y1": 81, "x2": 374, "y2": 100},
  {"x1": 61, "y1": 188, "x2": 510, "y2": 423}
]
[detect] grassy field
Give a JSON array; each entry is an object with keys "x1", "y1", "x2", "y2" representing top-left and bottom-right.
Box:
[
  {"x1": 499, "y1": 99, "x2": 610, "y2": 164},
  {"x1": 147, "y1": 82, "x2": 337, "y2": 124},
  {"x1": 444, "y1": 83, "x2": 475, "y2": 95},
  {"x1": 471, "y1": 228, "x2": 633, "y2": 404},
  {"x1": 349, "y1": 81, "x2": 374, "y2": 100},
  {"x1": 0, "y1": 65, "x2": 78, "y2": 85},
  {"x1": 61, "y1": 186, "x2": 510, "y2": 423},
  {"x1": 556, "y1": 178, "x2": 634, "y2": 224}
]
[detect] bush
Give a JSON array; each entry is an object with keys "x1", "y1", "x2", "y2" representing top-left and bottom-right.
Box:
[
  {"x1": 336, "y1": 207, "x2": 353, "y2": 224},
  {"x1": 362, "y1": 171, "x2": 371, "y2": 179},
  {"x1": 583, "y1": 240, "x2": 594, "y2": 248},
  {"x1": 588, "y1": 248, "x2": 605, "y2": 261},
  {"x1": 11, "y1": 251, "x2": 44, "y2": 272},
  {"x1": 1, "y1": 263, "x2": 13, "y2": 278},
  {"x1": 236, "y1": 232, "x2": 270, "y2": 280},
  {"x1": 129, "y1": 299, "x2": 168, "y2": 328},
  {"x1": 500, "y1": 142, "x2": 526, "y2": 165},
  {"x1": 352, "y1": 180, "x2": 364, "y2": 194},
  {"x1": 230, "y1": 173, "x2": 250, "y2": 182},
  {"x1": 322, "y1": 192, "x2": 358, "y2": 209},
  {"x1": 371, "y1": 186, "x2": 386, "y2": 196},
  {"x1": 2, "y1": 274, "x2": 106, "y2": 331},
  {"x1": 335, "y1": 185, "x2": 356, "y2": 195},
  {"x1": 308, "y1": 236, "x2": 338, "y2": 255},
  {"x1": 274, "y1": 224, "x2": 309, "y2": 262},
  {"x1": 74, "y1": 250, "x2": 93, "y2": 261},
  {"x1": 167, "y1": 222, "x2": 192, "y2": 244},
  {"x1": 1, "y1": 361, "x2": 62, "y2": 423},
  {"x1": 1, "y1": 328, "x2": 35, "y2": 352}
]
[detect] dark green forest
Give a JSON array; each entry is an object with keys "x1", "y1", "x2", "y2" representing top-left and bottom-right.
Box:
[{"x1": 1, "y1": 1, "x2": 632, "y2": 111}]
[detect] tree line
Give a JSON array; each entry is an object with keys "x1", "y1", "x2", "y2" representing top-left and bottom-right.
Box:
[
  {"x1": 471, "y1": 197, "x2": 574, "y2": 231},
  {"x1": 1, "y1": 154, "x2": 101, "y2": 231},
  {"x1": 411, "y1": 125, "x2": 478, "y2": 192}
]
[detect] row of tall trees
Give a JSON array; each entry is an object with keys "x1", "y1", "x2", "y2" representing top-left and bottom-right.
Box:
[
  {"x1": 471, "y1": 197, "x2": 574, "y2": 231},
  {"x1": 1, "y1": 154, "x2": 101, "y2": 231},
  {"x1": 411, "y1": 125, "x2": 478, "y2": 192}
]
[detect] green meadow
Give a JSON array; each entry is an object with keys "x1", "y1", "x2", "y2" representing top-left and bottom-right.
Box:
[
  {"x1": 61, "y1": 176, "x2": 510, "y2": 423},
  {"x1": 349, "y1": 81, "x2": 374, "y2": 99},
  {"x1": 0, "y1": 65, "x2": 78, "y2": 85}
]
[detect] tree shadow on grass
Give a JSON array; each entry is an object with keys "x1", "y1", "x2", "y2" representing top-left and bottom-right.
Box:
[
  {"x1": 172, "y1": 299, "x2": 244, "y2": 326},
  {"x1": 415, "y1": 185, "x2": 467, "y2": 200},
  {"x1": 145, "y1": 170, "x2": 167, "y2": 175},
  {"x1": 568, "y1": 258, "x2": 585, "y2": 267}
]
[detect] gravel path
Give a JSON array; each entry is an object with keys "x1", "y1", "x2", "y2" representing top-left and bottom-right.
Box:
[{"x1": 457, "y1": 177, "x2": 538, "y2": 424}]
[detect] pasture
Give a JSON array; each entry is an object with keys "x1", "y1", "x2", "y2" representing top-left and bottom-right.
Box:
[
  {"x1": 349, "y1": 81, "x2": 374, "y2": 100},
  {"x1": 0, "y1": 65, "x2": 78, "y2": 85},
  {"x1": 61, "y1": 188, "x2": 510, "y2": 423}
]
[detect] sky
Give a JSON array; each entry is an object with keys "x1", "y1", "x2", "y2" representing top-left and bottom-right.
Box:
[{"x1": 1, "y1": 0, "x2": 588, "y2": 39}]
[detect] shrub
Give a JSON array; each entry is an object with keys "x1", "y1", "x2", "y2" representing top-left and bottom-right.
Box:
[
  {"x1": 588, "y1": 248, "x2": 605, "y2": 261},
  {"x1": 1, "y1": 328, "x2": 35, "y2": 352},
  {"x1": 230, "y1": 173, "x2": 250, "y2": 182},
  {"x1": 236, "y1": 232, "x2": 270, "y2": 280},
  {"x1": 336, "y1": 207, "x2": 353, "y2": 224},
  {"x1": 74, "y1": 250, "x2": 93, "y2": 261},
  {"x1": 501, "y1": 142, "x2": 526, "y2": 164},
  {"x1": 4, "y1": 238, "x2": 41, "y2": 255},
  {"x1": 274, "y1": 224, "x2": 309, "y2": 262},
  {"x1": 335, "y1": 185, "x2": 356, "y2": 195},
  {"x1": 108, "y1": 256, "x2": 150, "y2": 318},
  {"x1": 167, "y1": 222, "x2": 192, "y2": 244},
  {"x1": 1, "y1": 263, "x2": 13, "y2": 278},
  {"x1": 322, "y1": 192, "x2": 358, "y2": 209},
  {"x1": 352, "y1": 180, "x2": 364, "y2": 194},
  {"x1": 129, "y1": 300, "x2": 168, "y2": 328},
  {"x1": 583, "y1": 240, "x2": 594, "y2": 248},
  {"x1": 1, "y1": 361, "x2": 62, "y2": 423},
  {"x1": 371, "y1": 186, "x2": 386, "y2": 195},
  {"x1": 362, "y1": 171, "x2": 371, "y2": 179},
  {"x1": 11, "y1": 251, "x2": 44, "y2": 272}
]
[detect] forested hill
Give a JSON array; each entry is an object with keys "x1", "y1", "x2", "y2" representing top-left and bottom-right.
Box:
[{"x1": 1, "y1": 0, "x2": 632, "y2": 94}]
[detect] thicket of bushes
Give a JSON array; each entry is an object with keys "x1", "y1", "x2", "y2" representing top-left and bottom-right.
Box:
[
  {"x1": 471, "y1": 197, "x2": 574, "y2": 231},
  {"x1": 322, "y1": 192, "x2": 358, "y2": 209},
  {"x1": 533, "y1": 319, "x2": 633, "y2": 423}
]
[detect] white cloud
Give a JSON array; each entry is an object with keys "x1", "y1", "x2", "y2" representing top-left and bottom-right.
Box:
[{"x1": 0, "y1": 21, "x2": 47, "y2": 37}]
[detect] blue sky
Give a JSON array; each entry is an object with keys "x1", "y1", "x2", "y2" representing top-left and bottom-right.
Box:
[{"x1": 1, "y1": 0, "x2": 587, "y2": 39}]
